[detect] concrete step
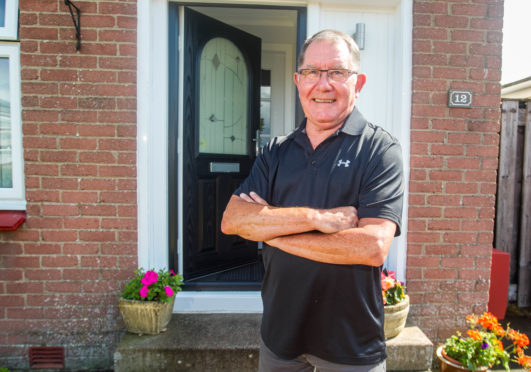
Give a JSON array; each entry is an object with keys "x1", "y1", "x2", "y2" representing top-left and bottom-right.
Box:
[{"x1": 114, "y1": 314, "x2": 433, "y2": 372}]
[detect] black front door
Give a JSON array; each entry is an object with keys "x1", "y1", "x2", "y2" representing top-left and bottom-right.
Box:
[{"x1": 181, "y1": 8, "x2": 262, "y2": 287}]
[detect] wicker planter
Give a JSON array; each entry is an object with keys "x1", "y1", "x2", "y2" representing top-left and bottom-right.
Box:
[
  {"x1": 436, "y1": 346, "x2": 489, "y2": 372},
  {"x1": 118, "y1": 296, "x2": 175, "y2": 335},
  {"x1": 383, "y1": 295, "x2": 409, "y2": 339}
]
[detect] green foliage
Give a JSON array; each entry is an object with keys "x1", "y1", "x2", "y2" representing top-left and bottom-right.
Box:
[
  {"x1": 381, "y1": 269, "x2": 406, "y2": 306},
  {"x1": 444, "y1": 331, "x2": 509, "y2": 372},
  {"x1": 121, "y1": 268, "x2": 183, "y2": 303},
  {"x1": 0, "y1": 368, "x2": 10, "y2": 372}
]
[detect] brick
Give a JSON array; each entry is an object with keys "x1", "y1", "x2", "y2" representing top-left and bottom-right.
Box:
[
  {"x1": 117, "y1": 16, "x2": 137, "y2": 29},
  {"x1": 427, "y1": 195, "x2": 461, "y2": 206},
  {"x1": 80, "y1": 256, "x2": 118, "y2": 268},
  {"x1": 451, "y1": 3, "x2": 487, "y2": 16},
  {"x1": 407, "y1": 232, "x2": 441, "y2": 243},
  {"x1": 6, "y1": 282, "x2": 43, "y2": 293},
  {"x1": 447, "y1": 158, "x2": 480, "y2": 169},
  {"x1": 100, "y1": 30, "x2": 137, "y2": 43},
  {"x1": 38, "y1": 13, "x2": 72, "y2": 26},
  {"x1": 465, "y1": 170, "x2": 496, "y2": 183},
  {"x1": 469, "y1": 42, "x2": 502, "y2": 56},
  {"x1": 41, "y1": 230, "x2": 78, "y2": 242},
  {"x1": 63, "y1": 269, "x2": 99, "y2": 281},
  {"x1": 99, "y1": 56, "x2": 136, "y2": 70},
  {"x1": 441, "y1": 257, "x2": 475, "y2": 268},
  {"x1": 409, "y1": 181, "x2": 443, "y2": 193},
  {"x1": 443, "y1": 232, "x2": 477, "y2": 243},
  {"x1": 78, "y1": 124, "x2": 116, "y2": 137},
  {"x1": 82, "y1": 15, "x2": 116, "y2": 28},
  {"x1": 21, "y1": 54, "x2": 59, "y2": 67},
  {"x1": 0, "y1": 269, "x2": 23, "y2": 281},
  {"x1": 413, "y1": 54, "x2": 447, "y2": 67},
  {"x1": 63, "y1": 243, "x2": 99, "y2": 255},
  {"x1": 26, "y1": 190, "x2": 60, "y2": 202},
  {"x1": 40, "y1": 96, "x2": 77, "y2": 109},
  {"x1": 449, "y1": 55, "x2": 483, "y2": 68},
  {"x1": 412, "y1": 105, "x2": 447, "y2": 118},
  {"x1": 463, "y1": 195, "x2": 495, "y2": 207},
  {"x1": 42, "y1": 177, "x2": 79, "y2": 190},
  {"x1": 19, "y1": 27, "x2": 59, "y2": 40},
  {"x1": 462, "y1": 219, "x2": 493, "y2": 231},
  {"x1": 45, "y1": 282, "x2": 83, "y2": 293},
  {"x1": 407, "y1": 256, "x2": 440, "y2": 268},
  {"x1": 448, "y1": 133, "x2": 482, "y2": 144},
  {"x1": 431, "y1": 119, "x2": 466, "y2": 131},
  {"x1": 428, "y1": 220, "x2": 460, "y2": 231},
  {"x1": 429, "y1": 170, "x2": 462, "y2": 181},
  {"x1": 61, "y1": 164, "x2": 98, "y2": 177},
  {"x1": 78, "y1": 97, "x2": 117, "y2": 110},
  {"x1": 99, "y1": 2, "x2": 137, "y2": 16},
  {"x1": 40, "y1": 150, "x2": 77, "y2": 163},
  {"x1": 80, "y1": 204, "x2": 117, "y2": 216},
  {"x1": 7, "y1": 307, "x2": 44, "y2": 319},
  {"x1": 431, "y1": 144, "x2": 464, "y2": 156},
  {"x1": 433, "y1": 67, "x2": 467, "y2": 80},
  {"x1": 451, "y1": 30, "x2": 484, "y2": 42},
  {"x1": 425, "y1": 269, "x2": 457, "y2": 280},
  {"x1": 79, "y1": 231, "x2": 116, "y2": 242},
  {"x1": 413, "y1": 2, "x2": 448, "y2": 14},
  {"x1": 25, "y1": 269, "x2": 62, "y2": 281},
  {"x1": 446, "y1": 182, "x2": 478, "y2": 194},
  {"x1": 40, "y1": 123, "x2": 77, "y2": 136},
  {"x1": 25, "y1": 163, "x2": 59, "y2": 176},
  {"x1": 60, "y1": 138, "x2": 98, "y2": 150},
  {"x1": 62, "y1": 192, "x2": 99, "y2": 204}
]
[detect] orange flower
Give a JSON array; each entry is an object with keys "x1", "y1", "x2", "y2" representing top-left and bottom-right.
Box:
[
  {"x1": 493, "y1": 339, "x2": 504, "y2": 351},
  {"x1": 508, "y1": 329, "x2": 530, "y2": 348},
  {"x1": 381, "y1": 276, "x2": 395, "y2": 291},
  {"x1": 478, "y1": 312, "x2": 499, "y2": 331},
  {"x1": 467, "y1": 329, "x2": 482, "y2": 341},
  {"x1": 517, "y1": 354, "x2": 531, "y2": 371}
]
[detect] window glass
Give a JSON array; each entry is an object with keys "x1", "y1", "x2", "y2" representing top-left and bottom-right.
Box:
[
  {"x1": 259, "y1": 69, "x2": 271, "y2": 149},
  {"x1": 0, "y1": 0, "x2": 5, "y2": 28},
  {"x1": 0, "y1": 56, "x2": 11, "y2": 188},
  {"x1": 199, "y1": 37, "x2": 248, "y2": 155}
]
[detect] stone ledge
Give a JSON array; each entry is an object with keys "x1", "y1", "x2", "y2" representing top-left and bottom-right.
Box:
[{"x1": 114, "y1": 314, "x2": 432, "y2": 371}]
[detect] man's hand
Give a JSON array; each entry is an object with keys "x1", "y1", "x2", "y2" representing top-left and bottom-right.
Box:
[
  {"x1": 312, "y1": 206, "x2": 358, "y2": 234},
  {"x1": 239, "y1": 191, "x2": 270, "y2": 206}
]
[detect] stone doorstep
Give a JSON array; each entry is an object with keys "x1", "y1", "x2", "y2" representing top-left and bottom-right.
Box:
[{"x1": 114, "y1": 314, "x2": 433, "y2": 372}]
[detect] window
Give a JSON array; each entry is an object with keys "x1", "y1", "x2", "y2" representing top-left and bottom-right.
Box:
[
  {"x1": 0, "y1": 0, "x2": 19, "y2": 40},
  {"x1": 0, "y1": 43, "x2": 24, "y2": 210},
  {"x1": 198, "y1": 37, "x2": 249, "y2": 155}
]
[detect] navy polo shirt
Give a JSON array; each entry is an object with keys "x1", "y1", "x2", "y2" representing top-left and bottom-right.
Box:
[{"x1": 235, "y1": 107, "x2": 404, "y2": 365}]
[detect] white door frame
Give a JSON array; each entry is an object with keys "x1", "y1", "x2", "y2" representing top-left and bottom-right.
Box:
[{"x1": 137, "y1": 0, "x2": 411, "y2": 312}]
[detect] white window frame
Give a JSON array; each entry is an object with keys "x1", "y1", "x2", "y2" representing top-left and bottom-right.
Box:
[
  {"x1": 0, "y1": 43, "x2": 25, "y2": 210},
  {"x1": 0, "y1": 0, "x2": 19, "y2": 40}
]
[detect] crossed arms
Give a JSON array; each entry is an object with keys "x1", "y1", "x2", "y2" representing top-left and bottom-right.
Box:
[{"x1": 221, "y1": 191, "x2": 397, "y2": 267}]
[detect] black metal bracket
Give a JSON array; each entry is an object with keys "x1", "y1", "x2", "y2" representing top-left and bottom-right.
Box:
[{"x1": 64, "y1": 0, "x2": 81, "y2": 51}]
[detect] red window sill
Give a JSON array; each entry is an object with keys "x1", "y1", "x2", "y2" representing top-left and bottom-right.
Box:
[{"x1": 0, "y1": 211, "x2": 27, "y2": 231}]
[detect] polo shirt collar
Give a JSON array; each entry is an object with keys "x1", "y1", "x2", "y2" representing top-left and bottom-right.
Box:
[{"x1": 294, "y1": 106, "x2": 368, "y2": 138}]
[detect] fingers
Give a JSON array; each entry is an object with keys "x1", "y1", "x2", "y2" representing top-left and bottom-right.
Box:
[
  {"x1": 239, "y1": 193, "x2": 254, "y2": 203},
  {"x1": 249, "y1": 191, "x2": 270, "y2": 206},
  {"x1": 239, "y1": 192, "x2": 270, "y2": 206}
]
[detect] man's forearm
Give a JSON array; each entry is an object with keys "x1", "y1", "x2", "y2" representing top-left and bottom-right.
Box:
[
  {"x1": 265, "y1": 218, "x2": 396, "y2": 266},
  {"x1": 221, "y1": 194, "x2": 357, "y2": 242}
]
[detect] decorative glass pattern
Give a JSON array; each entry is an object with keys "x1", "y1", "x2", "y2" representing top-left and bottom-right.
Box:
[{"x1": 199, "y1": 37, "x2": 248, "y2": 155}]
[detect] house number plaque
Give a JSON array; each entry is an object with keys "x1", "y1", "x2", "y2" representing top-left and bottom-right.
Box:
[{"x1": 448, "y1": 90, "x2": 473, "y2": 108}]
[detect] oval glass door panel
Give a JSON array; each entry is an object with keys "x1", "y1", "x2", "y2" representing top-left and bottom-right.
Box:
[{"x1": 199, "y1": 37, "x2": 248, "y2": 155}]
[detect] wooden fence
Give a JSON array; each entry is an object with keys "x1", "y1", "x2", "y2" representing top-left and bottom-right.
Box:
[{"x1": 496, "y1": 100, "x2": 530, "y2": 307}]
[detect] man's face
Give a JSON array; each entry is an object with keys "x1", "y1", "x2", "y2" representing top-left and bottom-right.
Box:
[{"x1": 294, "y1": 40, "x2": 366, "y2": 132}]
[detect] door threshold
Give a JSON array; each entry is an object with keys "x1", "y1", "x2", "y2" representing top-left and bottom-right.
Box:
[{"x1": 173, "y1": 291, "x2": 263, "y2": 313}]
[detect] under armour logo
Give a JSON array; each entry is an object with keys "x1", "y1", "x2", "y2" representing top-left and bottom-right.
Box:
[{"x1": 337, "y1": 159, "x2": 351, "y2": 167}]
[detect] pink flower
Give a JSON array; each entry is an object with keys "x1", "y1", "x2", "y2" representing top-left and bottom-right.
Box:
[
  {"x1": 170, "y1": 269, "x2": 176, "y2": 276},
  {"x1": 139, "y1": 285, "x2": 149, "y2": 298},
  {"x1": 141, "y1": 270, "x2": 159, "y2": 286},
  {"x1": 164, "y1": 286, "x2": 174, "y2": 297}
]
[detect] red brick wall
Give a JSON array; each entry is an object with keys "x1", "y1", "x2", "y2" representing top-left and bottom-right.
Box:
[
  {"x1": 0, "y1": 0, "x2": 137, "y2": 369},
  {"x1": 408, "y1": 0, "x2": 502, "y2": 342}
]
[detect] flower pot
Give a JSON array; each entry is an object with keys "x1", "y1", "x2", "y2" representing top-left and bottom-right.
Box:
[
  {"x1": 118, "y1": 296, "x2": 175, "y2": 335},
  {"x1": 384, "y1": 294, "x2": 409, "y2": 339},
  {"x1": 436, "y1": 346, "x2": 489, "y2": 372}
]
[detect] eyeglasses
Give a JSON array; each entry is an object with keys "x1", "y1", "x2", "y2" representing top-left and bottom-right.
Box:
[{"x1": 298, "y1": 69, "x2": 357, "y2": 83}]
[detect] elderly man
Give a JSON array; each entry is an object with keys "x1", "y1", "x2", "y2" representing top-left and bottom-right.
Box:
[{"x1": 221, "y1": 29, "x2": 404, "y2": 372}]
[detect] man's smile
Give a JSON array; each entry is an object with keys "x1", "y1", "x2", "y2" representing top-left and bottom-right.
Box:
[{"x1": 313, "y1": 98, "x2": 336, "y2": 103}]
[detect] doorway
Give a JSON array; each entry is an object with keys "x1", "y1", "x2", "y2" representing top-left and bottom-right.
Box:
[{"x1": 168, "y1": 4, "x2": 303, "y2": 290}]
